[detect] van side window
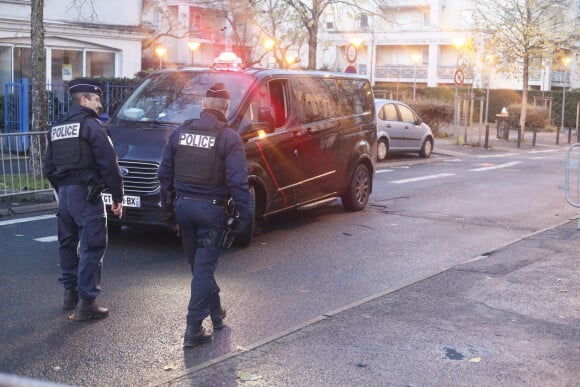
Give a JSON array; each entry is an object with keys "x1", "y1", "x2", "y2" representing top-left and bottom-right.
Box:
[
  {"x1": 268, "y1": 80, "x2": 289, "y2": 128},
  {"x1": 240, "y1": 80, "x2": 289, "y2": 133},
  {"x1": 290, "y1": 78, "x2": 338, "y2": 124},
  {"x1": 336, "y1": 79, "x2": 373, "y2": 117},
  {"x1": 240, "y1": 84, "x2": 269, "y2": 132}
]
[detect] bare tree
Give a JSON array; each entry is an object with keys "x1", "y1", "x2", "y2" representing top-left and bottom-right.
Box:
[
  {"x1": 30, "y1": 0, "x2": 48, "y2": 175},
  {"x1": 253, "y1": 0, "x2": 307, "y2": 68},
  {"x1": 474, "y1": 0, "x2": 575, "y2": 142}
]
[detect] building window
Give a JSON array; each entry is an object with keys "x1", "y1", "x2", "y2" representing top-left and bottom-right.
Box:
[
  {"x1": 360, "y1": 14, "x2": 369, "y2": 30},
  {"x1": 190, "y1": 11, "x2": 201, "y2": 31},
  {"x1": 51, "y1": 49, "x2": 82, "y2": 84},
  {"x1": 14, "y1": 46, "x2": 32, "y2": 83},
  {"x1": 326, "y1": 21, "x2": 334, "y2": 30},
  {"x1": 86, "y1": 51, "x2": 115, "y2": 77}
]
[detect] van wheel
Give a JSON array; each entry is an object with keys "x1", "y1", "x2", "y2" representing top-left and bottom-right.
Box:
[
  {"x1": 377, "y1": 138, "x2": 388, "y2": 161},
  {"x1": 419, "y1": 138, "x2": 433, "y2": 158},
  {"x1": 341, "y1": 164, "x2": 371, "y2": 211},
  {"x1": 233, "y1": 185, "x2": 256, "y2": 247}
]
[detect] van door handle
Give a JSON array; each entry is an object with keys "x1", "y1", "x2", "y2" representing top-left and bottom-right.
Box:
[{"x1": 306, "y1": 127, "x2": 313, "y2": 135}]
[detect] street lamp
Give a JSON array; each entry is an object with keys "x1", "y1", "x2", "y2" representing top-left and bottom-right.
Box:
[
  {"x1": 187, "y1": 41, "x2": 200, "y2": 66},
  {"x1": 412, "y1": 53, "x2": 422, "y2": 101},
  {"x1": 154, "y1": 45, "x2": 167, "y2": 70},
  {"x1": 263, "y1": 38, "x2": 276, "y2": 68},
  {"x1": 484, "y1": 55, "x2": 493, "y2": 149},
  {"x1": 559, "y1": 56, "x2": 572, "y2": 145}
]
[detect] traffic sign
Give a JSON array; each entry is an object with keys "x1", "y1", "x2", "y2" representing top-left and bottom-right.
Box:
[
  {"x1": 454, "y1": 69, "x2": 465, "y2": 86},
  {"x1": 345, "y1": 65, "x2": 357, "y2": 74}
]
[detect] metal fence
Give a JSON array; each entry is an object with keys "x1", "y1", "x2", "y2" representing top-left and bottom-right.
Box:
[
  {"x1": 1, "y1": 80, "x2": 136, "y2": 199},
  {"x1": 0, "y1": 130, "x2": 53, "y2": 199}
]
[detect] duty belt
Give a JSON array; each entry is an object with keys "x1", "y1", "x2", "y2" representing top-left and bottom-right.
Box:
[{"x1": 181, "y1": 196, "x2": 226, "y2": 206}]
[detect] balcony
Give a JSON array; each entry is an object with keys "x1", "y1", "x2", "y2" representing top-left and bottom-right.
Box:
[{"x1": 374, "y1": 65, "x2": 473, "y2": 85}]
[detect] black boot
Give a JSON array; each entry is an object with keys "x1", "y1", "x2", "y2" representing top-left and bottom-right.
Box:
[
  {"x1": 63, "y1": 289, "x2": 79, "y2": 311},
  {"x1": 211, "y1": 307, "x2": 227, "y2": 331},
  {"x1": 75, "y1": 299, "x2": 109, "y2": 321},
  {"x1": 183, "y1": 324, "x2": 212, "y2": 348}
]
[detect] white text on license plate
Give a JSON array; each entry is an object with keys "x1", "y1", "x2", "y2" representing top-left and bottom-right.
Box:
[{"x1": 102, "y1": 193, "x2": 141, "y2": 208}]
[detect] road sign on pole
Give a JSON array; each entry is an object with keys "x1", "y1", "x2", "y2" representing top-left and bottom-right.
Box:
[{"x1": 454, "y1": 69, "x2": 465, "y2": 87}]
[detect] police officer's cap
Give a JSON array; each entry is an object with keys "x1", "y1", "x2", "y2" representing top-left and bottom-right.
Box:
[
  {"x1": 206, "y1": 83, "x2": 230, "y2": 100},
  {"x1": 68, "y1": 78, "x2": 104, "y2": 96}
]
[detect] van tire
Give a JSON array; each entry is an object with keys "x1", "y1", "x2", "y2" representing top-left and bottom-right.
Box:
[
  {"x1": 233, "y1": 185, "x2": 256, "y2": 247},
  {"x1": 341, "y1": 164, "x2": 371, "y2": 211}
]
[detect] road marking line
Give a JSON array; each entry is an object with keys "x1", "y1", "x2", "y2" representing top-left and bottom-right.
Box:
[
  {"x1": 470, "y1": 161, "x2": 522, "y2": 172},
  {"x1": 376, "y1": 169, "x2": 394, "y2": 174},
  {"x1": 390, "y1": 173, "x2": 455, "y2": 184},
  {"x1": 35, "y1": 235, "x2": 58, "y2": 243},
  {"x1": 0, "y1": 214, "x2": 55, "y2": 227},
  {"x1": 528, "y1": 149, "x2": 557, "y2": 154},
  {"x1": 477, "y1": 153, "x2": 518, "y2": 158}
]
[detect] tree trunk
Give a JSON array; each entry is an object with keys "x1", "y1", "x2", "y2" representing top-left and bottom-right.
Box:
[{"x1": 30, "y1": 0, "x2": 48, "y2": 175}]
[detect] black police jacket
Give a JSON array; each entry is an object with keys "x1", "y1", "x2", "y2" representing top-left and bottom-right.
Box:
[
  {"x1": 158, "y1": 109, "x2": 251, "y2": 222},
  {"x1": 44, "y1": 105, "x2": 124, "y2": 204}
]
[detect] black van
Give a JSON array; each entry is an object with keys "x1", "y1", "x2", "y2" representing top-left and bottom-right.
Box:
[{"x1": 105, "y1": 67, "x2": 377, "y2": 245}]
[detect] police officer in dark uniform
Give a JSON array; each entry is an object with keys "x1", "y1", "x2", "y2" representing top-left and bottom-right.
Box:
[
  {"x1": 44, "y1": 78, "x2": 124, "y2": 321},
  {"x1": 158, "y1": 83, "x2": 250, "y2": 347}
]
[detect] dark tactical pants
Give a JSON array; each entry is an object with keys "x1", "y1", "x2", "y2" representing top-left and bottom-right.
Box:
[
  {"x1": 57, "y1": 185, "x2": 107, "y2": 300},
  {"x1": 175, "y1": 196, "x2": 227, "y2": 325}
]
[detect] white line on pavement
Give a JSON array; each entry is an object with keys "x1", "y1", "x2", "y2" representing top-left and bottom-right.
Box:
[
  {"x1": 0, "y1": 214, "x2": 55, "y2": 227},
  {"x1": 477, "y1": 153, "x2": 518, "y2": 158},
  {"x1": 469, "y1": 161, "x2": 522, "y2": 172},
  {"x1": 34, "y1": 235, "x2": 58, "y2": 243},
  {"x1": 528, "y1": 149, "x2": 557, "y2": 154},
  {"x1": 390, "y1": 173, "x2": 456, "y2": 184},
  {"x1": 376, "y1": 169, "x2": 394, "y2": 174}
]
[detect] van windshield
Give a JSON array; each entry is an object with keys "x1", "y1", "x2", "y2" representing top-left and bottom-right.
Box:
[{"x1": 112, "y1": 71, "x2": 254, "y2": 124}]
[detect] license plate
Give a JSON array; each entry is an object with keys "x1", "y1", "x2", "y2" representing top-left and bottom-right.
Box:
[{"x1": 102, "y1": 193, "x2": 141, "y2": 208}]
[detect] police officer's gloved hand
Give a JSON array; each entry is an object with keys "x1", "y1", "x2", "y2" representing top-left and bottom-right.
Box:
[{"x1": 230, "y1": 217, "x2": 250, "y2": 234}]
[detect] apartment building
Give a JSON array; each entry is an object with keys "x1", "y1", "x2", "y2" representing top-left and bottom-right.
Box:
[
  {"x1": 0, "y1": 0, "x2": 147, "y2": 93},
  {"x1": 317, "y1": 0, "x2": 577, "y2": 92}
]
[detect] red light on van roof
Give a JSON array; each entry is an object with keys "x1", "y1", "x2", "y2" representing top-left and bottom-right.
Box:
[{"x1": 212, "y1": 52, "x2": 244, "y2": 70}]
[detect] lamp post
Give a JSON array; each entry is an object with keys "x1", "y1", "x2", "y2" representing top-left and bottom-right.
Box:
[
  {"x1": 187, "y1": 41, "x2": 200, "y2": 66},
  {"x1": 484, "y1": 55, "x2": 493, "y2": 149},
  {"x1": 559, "y1": 56, "x2": 572, "y2": 145},
  {"x1": 452, "y1": 38, "x2": 466, "y2": 140},
  {"x1": 412, "y1": 53, "x2": 422, "y2": 101},
  {"x1": 154, "y1": 45, "x2": 167, "y2": 70},
  {"x1": 263, "y1": 38, "x2": 276, "y2": 68}
]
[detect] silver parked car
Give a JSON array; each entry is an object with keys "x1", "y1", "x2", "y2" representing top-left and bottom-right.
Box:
[{"x1": 375, "y1": 99, "x2": 434, "y2": 161}]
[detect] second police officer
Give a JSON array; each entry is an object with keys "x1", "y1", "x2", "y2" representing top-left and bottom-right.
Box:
[
  {"x1": 44, "y1": 78, "x2": 124, "y2": 321},
  {"x1": 158, "y1": 83, "x2": 250, "y2": 347}
]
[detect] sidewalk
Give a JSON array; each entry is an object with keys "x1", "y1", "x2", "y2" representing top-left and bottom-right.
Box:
[
  {"x1": 156, "y1": 129, "x2": 580, "y2": 386},
  {"x1": 160, "y1": 219, "x2": 580, "y2": 387}
]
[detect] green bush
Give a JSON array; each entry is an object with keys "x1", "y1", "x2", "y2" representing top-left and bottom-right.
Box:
[
  {"x1": 408, "y1": 99, "x2": 454, "y2": 136},
  {"x1": 505, "y1": 103, "x2": 550, "y2": 131}
]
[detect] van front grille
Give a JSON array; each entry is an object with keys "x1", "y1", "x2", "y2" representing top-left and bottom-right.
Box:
[{"x1": 118, "y1": 160, "x2": 160, "y2": 194}]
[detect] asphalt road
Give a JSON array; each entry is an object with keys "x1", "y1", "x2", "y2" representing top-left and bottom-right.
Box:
[{"x1": 0, "y1": 142, "x2": 577, "y2": 386}]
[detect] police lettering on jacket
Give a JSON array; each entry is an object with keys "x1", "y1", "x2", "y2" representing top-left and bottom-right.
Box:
[
  {"x1": 175, "y1": 123, "x2": 225, "y2": 186},
  {"x1": 178, "y1": 133, "x2": 216, "y2": 149},
  {"x1": 50, "y1": 116, "x2": 95, "y2": 170},
  {"x1": 51, "y1": 123, "x2": 80, "y2": 140}
]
